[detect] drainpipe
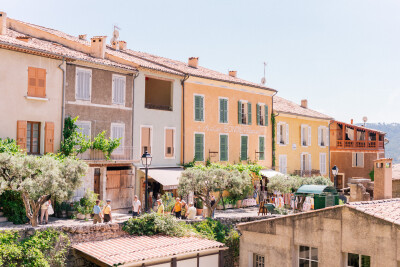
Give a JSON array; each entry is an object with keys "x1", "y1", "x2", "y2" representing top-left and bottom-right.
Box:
[
  {"x1": 58, "y1": 58, "x2": 66, "y2": 141},
  {"x1": 328, "y1": 120, "x2": 334, "y2": 181},
  {"x1": 181, "y1": 74, "x2": 189, "y2": 165},
  {"x1": 131, "y1": 71, "x2": 139, "y2": 194},
  {"x1": 271, "y1": 91, "x2": 278, "y2": 170}
]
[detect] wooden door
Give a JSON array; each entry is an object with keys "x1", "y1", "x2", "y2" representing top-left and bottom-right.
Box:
[{"x1": 94, "y1": 168, "x2": 100, "y2": 196}]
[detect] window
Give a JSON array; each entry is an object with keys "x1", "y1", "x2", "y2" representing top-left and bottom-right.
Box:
[
  {"x1": 165, "y1": 128, "x2": 175, "y2": 158},
  {"x1": 253, "y1": 253, "x2": 265, "y2": 267},
  {"x1": 75, "y1": 67, "x2": 92, "y2": 101},
  {"x1": 27, "y1": 121, "x2": 40, "y2": 154},
  {"x1": 352, "y1": 152, "x2": 364, "y2": 167},
  {"x1": 346, "y1": 253, "x2": 370, "y2": 267},
  {"x1": 219, "y1": 98, "x2": 228, "y2": 123},
  {"x1": 194, "y1": 95, "x2": 204, "y2": 121},
  {"x1": 256, "y1": 104, "x2": 269, "y2": 126},
  {"x1": 194, "y1": 133, "x2": 204, "y2": 161},
  {"x1": 259, "y1": 136, "x2": 265, "y2": 160},
  {"x1": 301, "y1": 125, "x2": 311, "y2": 146},
  {"x1": 301, "y1": 153, "x2": 312, "y2": 174},
  {"x1": 27, "y1": 67, "x2": 46, "y2": 98},
  {"x1": 75, "y1": 121, "x2": 91, "y2": 140},
  {"x1": 145, "y1": 77, "x2": 173, "y2": 111},
  {"x1": 141, "y1": 127, "x2": 152, "y2": 154},
  {"x1": 220, "y1": 134, "x2": 228, "y2": 161},
  {"x1": 299, "y1": 246, "x2": 318, "y2": 267},
  {"x1": 111, "y1": 123, "x2": 124, "y2": 154},
  {"x1": 277, "y1": 122, "x2": 289, "y2": 145},
  {"x1": 238, "y1": 101, "x2": 251, "y2": 125},
  {"x1": 318, "y1": 126, "x2": 328, "y2": 147},
  {"x1": 112, "y1": 74, "x2": 126, "y2": 105},
  {"x1": 319, "y1": 153, "x2": 327, "y2": 175},
  {"x1": 279, "y1": 155, "x2": 287, "y2": 174},
  {"x1": 240, "y1": 135, "x2": 248, "y2": 161}
]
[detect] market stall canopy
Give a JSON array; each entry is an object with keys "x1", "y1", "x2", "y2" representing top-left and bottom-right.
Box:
[
  {"x1": 296, "y1": 185, "x2": 337, "y2": 195},
  {"x1": 260, "y1": 169, "x2": 286, "y2": 178},
  {"x1": 141, "y1": 168, "x2": 183, "y2": 190}
]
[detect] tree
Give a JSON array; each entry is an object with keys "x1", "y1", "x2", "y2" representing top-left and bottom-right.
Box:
[
  {"x1": 178, "y1": 168, "x2": 251, "y2": 217},
  {"x1": 0, "y1": 153, "x2": 87, "y2": 226},
  {"x1": 267, "y1": 175, "x2": 333, "y2": 194}
]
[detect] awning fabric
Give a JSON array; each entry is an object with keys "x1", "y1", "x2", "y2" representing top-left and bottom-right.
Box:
[
  {"x1": 144, "y1": 168, "x2": 183, "y2": 190},
  {"x1": 259, "y1": 169, "x2": 285, "y2": 178}
]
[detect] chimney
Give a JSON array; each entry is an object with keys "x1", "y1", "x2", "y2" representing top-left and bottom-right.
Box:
[
  {"x1": 16, "y1": 36, "x2": 31, "y2": 43},
  {"x1": 119, "y1": 41, "x2": 127, "y2": 51},
  {"x1": 79, "y1": 34, "x2": 87, "y2": 41},
  {"x1": 373, "y1": 158, "x2": 393, "y2": 200},
  {"x1": 229, "y1": 71, "x2": 237, "y2": 78},
  {"x1": 188, "y1": 57, "x2": 199, "y2": 68},
  {"x1": 90, "y1": 36, "x2": 107, "y2": 59},
  {"x1": 111, "y1": 40, "x2": 119, "y2": 50},
  {"x1": 0, "y1": 12, "x2": 7, "y2": 35},
  {"x1": 300, "y1": 99, "x2": 308, "y2": 109},
  {"x1": 351, "y1": 119, "x2": 354, "y2": 124}
]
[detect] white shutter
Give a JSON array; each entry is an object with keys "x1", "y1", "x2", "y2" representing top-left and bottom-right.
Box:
[
  {"x1": 325, "y1": 127, "x2": 329, "y2": 147},
  {"x1": 352, "y1": 153, "x2": 356, "y2": 167},
  {"x1": 283, "y1": 155, "x2": 287, "y2": 174},
  {"x1": 320, "y1": 153, "x2": 326, "y2": 174},
  {"x1": 111, "y1": 124, "x2": 124, "y2": 154},
  {"x1": 308, "y1": 154, "x2": 312, "y2": 172},
  {"x1": 300, "y1": 153, "x2": 304, "y2": 172},
  {"x1": 285, "y1": 123, "x2": 289, "y2": 145},
  {"x1": 113, "y1": 75, "x2": 126, "y2": 105},
  {"x1": 318, "y1": 127, "x2": 321, "y2": 147},
  {"x1": 308, "y1": 126, "x2": 312, "y2": 146},
  {"x1": 301, "y1": 125, "x2": 304, "y2": 146},
  {"x1": 359, "y1": 153, "x2": 364, "y2": 167},
  {"x1": 277, "y1": 123, "x2": 281, "y2": 144}
]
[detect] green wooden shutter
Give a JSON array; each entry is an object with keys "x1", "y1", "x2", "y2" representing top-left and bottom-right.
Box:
[
  {"x1": 219, "y1": 99, "x2": 224, "y2": 123},
  {"x1": 241, "y1": 136, "x2": 248, "y2": 160},
  {"x1": 247, "y1": 103, "x2": 252, "y2": 125},
  {"x1": 256, "y1": 104, "x2": 260, "y2": 125},
  {"x1": 224, "y1": 99, "x2": 228, "y2": 123},
  {"x1": 195, "y1": 134, "x2": 204, "y2": 161},
  {"x1": 259, "y1": 136, "x2": 265, "y2": 160},
  {"x1": 194, "y1": 96, "x2": 200, "y2": 121},
  {"x1": 199, "y1": 96, "x2": 204, "y2": 121},
  {"x1": 220, "y1": 135, "x2": 228, "y2": 161},
  {"x1": 238, "y1": 101, "x2": 242, "y2": 124},
  {"x1": 264, "y1": 105, "x2": 269, "y2": 126}
]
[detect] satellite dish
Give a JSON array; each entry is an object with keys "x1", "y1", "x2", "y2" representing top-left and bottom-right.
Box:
[
  {"x1": 110, "y1": 25, "x2": 121, "y2": 44},
  {"x1": 363, "y1": 116, "x2": 368, "y2": 123},
  {"x1": 261, "y1": 77, "x2": 266, "y2": 85}
]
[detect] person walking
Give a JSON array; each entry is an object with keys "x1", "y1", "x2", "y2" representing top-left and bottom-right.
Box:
[
  {"x1": 93, "y1": 200, "x2": 103, "y2": 224},
  {"x1": 102, "y1": 199, "x2": 113, "y2": 223},
  {"x1": 40, "y1": 200, "x2": 50, "y2": 225},
  {"x1": 186, "y1": 202, "x2": 197, "y2": 220},
  {"x1": 132, "y1": 195, "x2": 141, "y2": 217},
  {"x1": 171, "y1": 197, "x2": 182, "y2": 219},
  {"x1": 181, "y1": 200, "x2": 188, "y2": 219},
  {"x1": 156, "y1": 199, "x2": 164, "y2": 215}
]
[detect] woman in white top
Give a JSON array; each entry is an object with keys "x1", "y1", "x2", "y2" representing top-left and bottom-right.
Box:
[{"x1": 186, "y1": 202, "x2": 197, "y2": 220}]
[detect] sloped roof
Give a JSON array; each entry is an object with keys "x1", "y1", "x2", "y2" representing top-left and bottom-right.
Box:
[
  {"x1": 348, "y1": 198, "x2": 400, "y2": 224},
  {"x1": 273, "y1": 96, "x2": 333, "y2": 120},
  {"x1": 73, "y1": 236, "x2": 225, "y2": 266}
]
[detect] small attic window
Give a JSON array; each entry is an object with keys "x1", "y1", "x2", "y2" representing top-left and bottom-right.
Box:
[{"x1": 93, "y1": 40, "x2": 96, "y2": 43}]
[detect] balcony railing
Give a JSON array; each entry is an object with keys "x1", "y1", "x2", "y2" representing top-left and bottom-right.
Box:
[
  {"x1": 77, "y1": 146, "x2": 134, "y2": 161},
  {"x1": 336, "y1": 140, "x2": 384, "y2": 150}
]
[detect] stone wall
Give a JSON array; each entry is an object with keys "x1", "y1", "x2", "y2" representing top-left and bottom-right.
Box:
[{"x1": 392, "y1": 179, "x2": 400, "y2": 198}]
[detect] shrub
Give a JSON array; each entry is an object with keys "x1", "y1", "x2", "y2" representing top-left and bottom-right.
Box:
[
  {"x1": 267, "y1": 175, "x2": 333, "y2": 193},
  {"x1": 0, "y1": 190, "x2": 27, "y2": 225},
  {"x1": 192, "y1": 218, "x2": 227, "y2": 243},
  {"x1": 0, "y1": 138, "x2": 20, "y2": 154},
  {"x1": 224, "y1": 229, "x2": 240, "y2": 267}
]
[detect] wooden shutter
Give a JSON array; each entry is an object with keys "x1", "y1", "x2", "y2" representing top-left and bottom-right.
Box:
[
  {"x1": 141, "y1": 127, "x2": 151, "y2": 154},
  {"x1": 199, "y1": 96, "x2": 204, "y2": 121},
  {"x1": 301, "y1": 125, "x2": 304, "y2": 146},
  {"x1": 237, "y1": 101, "x2": 242, "y2": 124},
  {"x1": 308, "y1": 154, "x2": 312, "y2": 172},
  {"x1": 285, "y1": 124, "x2": 289, "y2": 145},
  {"x1": 264, "y1": 105, "x2": 269, "y2": 126},
  {"x1": 224, "y1": 99, "x2": 228, "y2": 123},
  {"x1": 220, "y1": 135, "x2": 228, "y2": 161},
  {"x1": 241, "y1": 136, "x2": 248, "y2": 160},
  {"x1": 300, "y1": 154, "x2": 304, "y2": 172},
  {"x1": 256, "y1": 104, "x2": 260, "y2": 125},
  {"x1": 27, "y1": 67, "x2": 36, "y2": 97},
  {"x1": 165, "y1": 129, "x2": 174, "y2": 157},
  {"x1": 308, "y1": 126, "x2": 312, "y2": 146},
  {"x1": 259, "y1": 136, "x2": 265, "y2": 160},
  {"x1": 195, "y1": 134, "x2": 204, "y2": 161},
  {"x1": 247, "y1": 103, "x2": 252, "y2": 125},
  {"x1": 44, "y1": 122, "x2": 54, "y2": 154},
  {"x1": 195, "y1": 96, "x2": 203, "y2": 121},
  {"x1": 325, "y1": 127, "x2": 329, "y2": 147},
  {"x1": 318, "y1": 127, "x2": 322, "y2": 146},
  {"x1": 36, "y1": 68, "x2": 46, "y2": 98},
  {"x1": 16, "y1": 120, "x2": 27, "y2": 151},
  {"x1": 276, "y1": 123, "x2": 281, "y2": 144}
]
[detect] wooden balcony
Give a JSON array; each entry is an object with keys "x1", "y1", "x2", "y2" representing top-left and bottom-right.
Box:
[{"x1": 336, "y1": 140, "x2": 384, "y2": 150}]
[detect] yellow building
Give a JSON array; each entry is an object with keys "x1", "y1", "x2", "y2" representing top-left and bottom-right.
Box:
[{"x1": 273, "y1": 97, "x2": 333, "y2": 176}]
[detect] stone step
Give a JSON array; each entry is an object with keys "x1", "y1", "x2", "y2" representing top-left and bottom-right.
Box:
[{"x1": 0, "y1": 216, "x2": 8, "y2": 223}]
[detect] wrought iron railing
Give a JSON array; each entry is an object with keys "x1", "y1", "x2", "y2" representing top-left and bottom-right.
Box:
[{"x1": 77, "y1": 146, "x2": 135, "y2": 161}]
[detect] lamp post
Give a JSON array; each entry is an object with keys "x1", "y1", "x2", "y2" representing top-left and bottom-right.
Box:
[
  {"x1": 141, "y1": 151, "x2": 152, "y2": 213},
  {"x1": 332, "y1": 165, "x2": 339, "y2": 189}
]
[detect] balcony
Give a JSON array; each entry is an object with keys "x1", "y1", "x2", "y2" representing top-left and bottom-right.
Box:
[
  {"x1": 336, "y1": 140, "x2": 384, "y2": 150},
  {"x1": 77, "y1": 146, "x2": 135, "y2": 161}
]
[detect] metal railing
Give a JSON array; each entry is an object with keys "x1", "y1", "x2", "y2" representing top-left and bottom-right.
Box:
[{"x1": 77, "y1": 146, "x2": 135, "y2": 161}]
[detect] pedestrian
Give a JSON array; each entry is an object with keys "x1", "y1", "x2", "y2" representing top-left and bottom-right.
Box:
[
  {"x1": 93, "y1": 199, "x2": 103, "y2": 224},
  {"x1": 132, "y1": 195, "x2": 141, "y2": 217},
  {"x1": 102, "y1": 199, "x2": 113, "y2": 223},
  {"x1": 171, "y1": 197, "x2": 182, "y2": 219},
  {"x1": 210, "y1": 195, "x2": 216, "y2": 218},
  {"x1": 40, "y1": 200, "x2": 50, "y2": 225},
  {"x1": 181, "y1": 200, "x2": 187, "y2": 219},
  {"x1": 156, "y1": 199, "x2": 164, "y2": 215},
  {"x1": 186, "y1": 202, "x2": 197, "y2": 220}
]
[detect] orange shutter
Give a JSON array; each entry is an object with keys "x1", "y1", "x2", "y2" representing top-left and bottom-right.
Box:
[
  {"x1": 17, "y1": 120, "x2": 27, "y2": 151},
  {"x1": 27, "y1": 67, "x2": 37, "y2": 97},
  {"x1": 141, "y1": 127, "x2": 151, "y2": 154},
  {"x1": 44, "y1": 122, "x2": 54, "y2": 154},
  {"x1": 36, "y1": 68, "x2": 46, "y2": 98},
  {"x1": 165, "y1": 129, "x2": 174, "y2": 157}
]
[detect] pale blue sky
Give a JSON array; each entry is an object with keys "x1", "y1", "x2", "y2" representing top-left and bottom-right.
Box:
[{"x1": 3, "y1": 0, "x2": 399, "y2": 123}]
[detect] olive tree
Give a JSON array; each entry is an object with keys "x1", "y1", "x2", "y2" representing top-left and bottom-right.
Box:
[
  {"x1": 178, "y1": 168, "x2": 251, "y2": 217},
  {"x1": 0, "y1": 153, "x2": 87, "y2": 226}
]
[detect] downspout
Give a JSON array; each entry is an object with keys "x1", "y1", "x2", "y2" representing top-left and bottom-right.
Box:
[
  {"x1": 271, "y1": 91, "x2": 278, "y2": 170},
  {"x1": 181, "y1": 74, "x2": 189, "y2": 165},
  {"x1": 58, "y1": 57, "x2": 66, "y2": 141},
  {"x1": 131, "y1": 71, "x2": 139, "y2": 194},
  {"x1": 328, "y1": 120, "x2": 334, "y2": 181}
]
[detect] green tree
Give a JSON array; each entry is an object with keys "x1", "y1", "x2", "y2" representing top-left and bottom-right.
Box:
[{"x1": 267, "y1": 175, "x2": 333, "y2": 194}]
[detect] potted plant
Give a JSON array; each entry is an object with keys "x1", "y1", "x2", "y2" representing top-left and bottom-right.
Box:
[{"x1": 195, "y1": 197, "x2": 203, "y2": 216}]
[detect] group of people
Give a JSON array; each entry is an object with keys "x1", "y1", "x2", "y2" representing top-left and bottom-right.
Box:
[
  {"x1": 92, "y1": 199, "x2": 113, "y2": 224},
  {"x1": 171, "y1": 197, "x2": 197, "y2": 220}
]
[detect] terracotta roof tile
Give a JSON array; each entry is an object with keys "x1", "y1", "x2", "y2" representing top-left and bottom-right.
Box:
[
  {"x1": 347, "y1": 198, "x2": 400, "y2": 225},
  {"x1": 273, "y1": 96, "x2": 333, "y2": 120},
  {"x1": 72, "y1": 235, "x2": 225, "y2": 266}
]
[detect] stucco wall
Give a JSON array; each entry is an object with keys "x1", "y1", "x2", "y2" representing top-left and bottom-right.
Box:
[
  {"x1": 0, "y1": 48, "x2": 62, "y2": 153},
  {"x1": 238, "y1": 206, "x2": 400, "y2": 267},
  {"x1": 330, "y1": 151, "x2": 378, "y2": 181},
  {"x1": 183, "y1": 77, "x2": 273, "y2": 167},
  {"x1": 275, "y1": 114, "x2": 330, "y2": 176}
]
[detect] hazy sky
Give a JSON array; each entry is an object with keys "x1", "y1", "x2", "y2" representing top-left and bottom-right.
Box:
[{"x1": 3, "y1": 0, "x2": 399, "y2": 123}]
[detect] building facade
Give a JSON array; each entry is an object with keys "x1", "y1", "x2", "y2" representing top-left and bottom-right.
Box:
[{"x1": 273, "y1": 97, "x2": 332, "y2": 176}]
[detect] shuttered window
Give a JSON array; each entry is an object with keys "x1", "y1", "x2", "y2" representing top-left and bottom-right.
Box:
[
  {"x1": 279, "y1": 155, "x2": 287, "y2": 174},
  {"x1": 247, "y1": 102, "x2": 252, "y2": 125},
  {"x1": 111, "y1": 123, "x2": 124, "y2": 154},
  {"x1": 27, "y1": 67, "x2": 46, "y2": 98},
  {"x1": 44, "y1": 122, "x2": 54, "y2": 154},
  {"x1": 264, "y1": 105, "x2": 269, "y2": 126},
  {"x1": 76, "y1": 68, "x2": 92, "y2": 101},
  {"x1": 16, "y1": 120, "x2": 27, "y2": 151},
  {"x1": 301, "y1": 153, "x2": 312, "y2": 173},
  {"x1": 75, "y1": 121, "x2": 91, "y2": 140},
  {"x1": 320, "y1": 153, "x2": 327, "y2": 175},
  {"x1": 301, "y1": 125, "x2": 311, "y2": 146},
  {"x1": 219, "y1": 98, "x2": 228, "y2": 123},
  {"x1": 194, "y1": 133, "x2": 204, "y2": 161},
  {"x1": 240, "y1": 136, "x2": 248, "y2": 161},
  {"x1": 238, "y1": 101, "x2": 248, "y2": 124},
  {"x1": 27, "y1": 121, "x2": 40, "y2": 154},
  {"x1": 277, "y1": 122, "x2": 289, "y2": 145},
  {"x1": 259, "y1": 136, "x2": 265, "y2": 160},
  {"x1": 220, "y1": 134, "x2": 228, "y2": 161},
  {"x1": 194, "y1": 95, "x2": 204, "y2": 121},
  {"x1": 165, "y1": 129, "x2": 174, "y2": 157},
  {"x1": 318, "y1": 126, "x2": 328, "y2": 147},
  {"x1": 141, "y1": 127, "x2": 152, "y2": 154},
  {"x1": 256, "y1": 104, "x2": 269, "y2": 126},
  {"x1": 112, "y1": 75, "x2": 126, "y2": 105},
  {"x1": 352, "y1": 152, "x2": 364, "y2": 167}
]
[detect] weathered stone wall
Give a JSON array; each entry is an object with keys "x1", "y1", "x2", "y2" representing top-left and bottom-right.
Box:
[{"x1": 392, "y1": 180, "x2": 400, "y2": 198}]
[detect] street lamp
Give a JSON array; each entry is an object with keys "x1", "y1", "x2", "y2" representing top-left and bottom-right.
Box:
[
  {"x1": 141, "y1": 151, "x2": 152, "y2": 212},
  {"x1": 332, "y1": 165, "x2": 339, "y2": 189}
]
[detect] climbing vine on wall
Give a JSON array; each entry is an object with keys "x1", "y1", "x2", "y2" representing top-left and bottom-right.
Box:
[{"x1": 271, "y1": 113, "x2": 276, "y2": 168}]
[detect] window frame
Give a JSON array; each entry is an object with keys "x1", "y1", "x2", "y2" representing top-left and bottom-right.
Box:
[
  {"x1": 352, "y1": 152, "x2": 365, "y2": 168},
  {"x1": 75, "y1": 121, "x2": 92, "y2": 140},
  {"x1": 194, "y1": 132, "x2": 205, "y2": 162},
  {"x1": 75, "y1": 67, "x2": 92, "y2": 101},
  {"x1": 218, "y1": 97, "x2": 229, "y2": 124},
  {"x1": 26, "y1": 121, "x2": 41, "y2": 155},
  {"x1": 345, "y1": 252, "x2": 371, "y2": 267},
  {"x1": 219, "y1": 133, "x2": 229, "y2": 162},
  {"x1": 112, "y1": 74, "x2": 126, "y2": 106},
  {"x1": 164, "y1": 127, "x2": 176, "y2": 159},
  {"x1": 194, "y1": 94, "x2": 205, "y2": 122},
  {"x1": 111, "y1": 123, "x2": 125, "y2": 155},
  {"x1": 253, "y1": 253, "x2": 265, "y2": 267},
  {"x1": 298, "y1": 245, "x2": 318, "y2": 266},
  {"x1": 240, "y1": 134, "x2": 249, "y2": 161}
]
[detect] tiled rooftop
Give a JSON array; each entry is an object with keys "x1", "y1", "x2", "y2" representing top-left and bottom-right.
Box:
[
  {"x1": 347, "y1": 198, "x2": 400, "y2": 224},
  {"x1": 73, "y1": 235, "x2": 225, "y2": 266},
  {"x1": 273, "y1": 96, "x2": 333, "y2": 120}
]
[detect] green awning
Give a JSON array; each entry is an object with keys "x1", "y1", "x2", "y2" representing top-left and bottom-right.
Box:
[{"x1": 296, "y1": 185, "x2": 337, "y2": 195}]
